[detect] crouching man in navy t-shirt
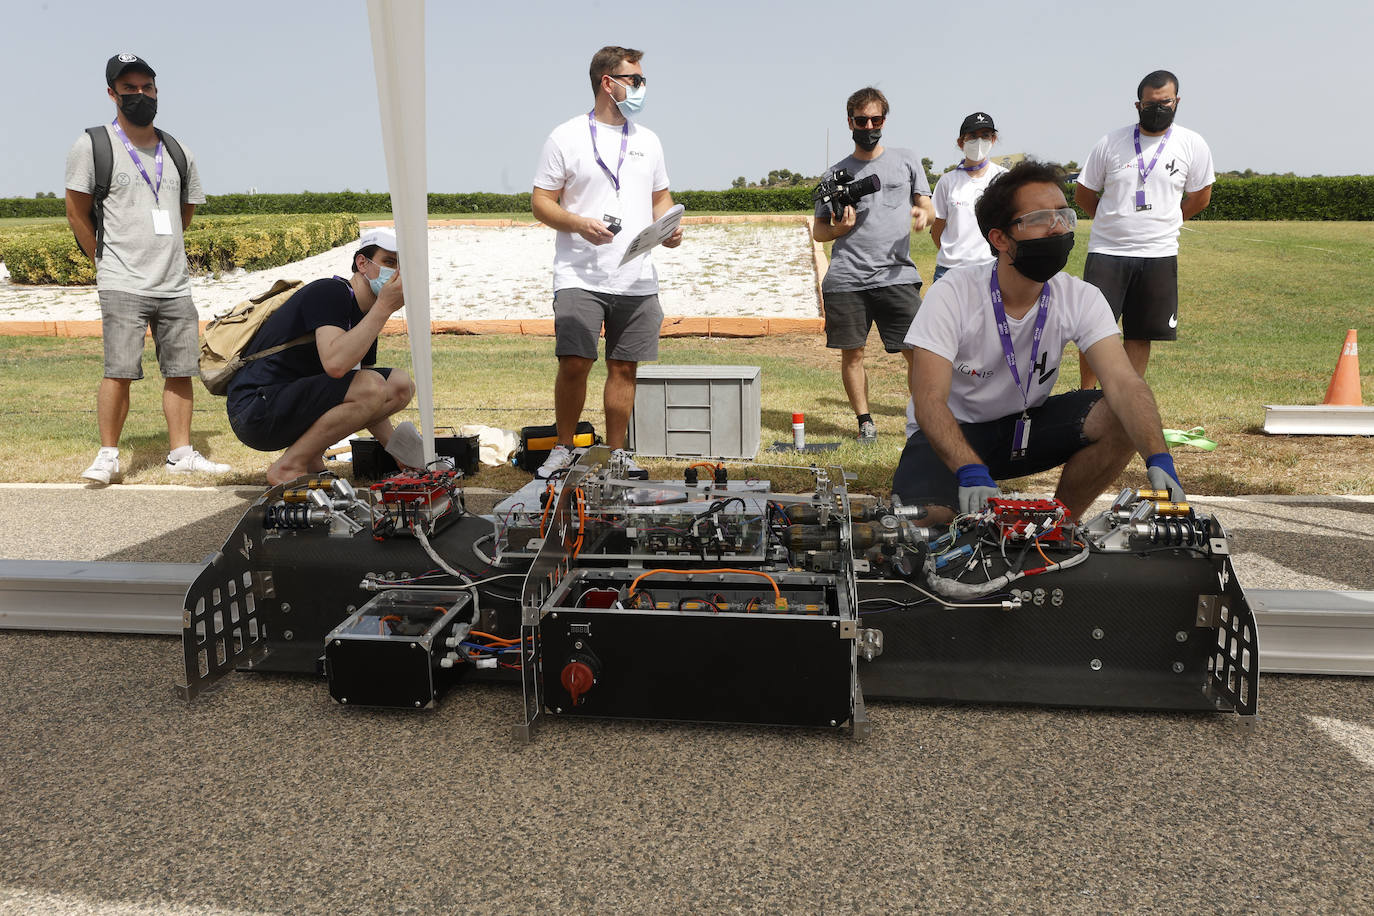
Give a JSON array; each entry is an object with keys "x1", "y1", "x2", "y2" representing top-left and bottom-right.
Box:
[{"x1": 226, "y1": 227, "x2": 415, "y2": 485}]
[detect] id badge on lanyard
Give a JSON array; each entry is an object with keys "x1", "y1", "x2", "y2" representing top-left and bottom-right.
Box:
[
  {"x1": 589, "y1": 112, "x2": 628, "y2": 235},
  {"x1": 151, "y1": 209, "x2": 173, "y2": 235},
  {"x1": 989, "y1": 263, "x2": 1051, "y2": 462},
  {"x1": 1133, "y1": 125, "x2": 1172, "y2": 212},
  {"x1": 1011, "y1": 411, "x2": 1031, "y2": 460}
]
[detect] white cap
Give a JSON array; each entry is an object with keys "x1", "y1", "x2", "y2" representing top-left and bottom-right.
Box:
[{"x1": 358, "y1": 226, "x2": 397, "y2": 252}]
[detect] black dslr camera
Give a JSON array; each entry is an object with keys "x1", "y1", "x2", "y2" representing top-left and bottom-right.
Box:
[{"x1": 813, "y1": 168, "x2": 881, "y2": 221}]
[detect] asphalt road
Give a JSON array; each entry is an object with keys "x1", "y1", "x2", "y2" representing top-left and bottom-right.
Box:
[{"x1": 2, "y1": 483, "x2": 1372, "y2": 914}]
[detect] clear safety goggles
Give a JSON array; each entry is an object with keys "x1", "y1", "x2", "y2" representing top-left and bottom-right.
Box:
[{"x1": 1010, "y1": 207, "x2": 1078, "y2": 233}]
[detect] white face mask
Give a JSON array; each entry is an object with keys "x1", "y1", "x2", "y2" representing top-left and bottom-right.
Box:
[
  {"x1": 962, "y1": 137, "x2": 994, "y2": 163},
  {"x1": 612, "y1": 78, "x2": 646, "y2": 117}
]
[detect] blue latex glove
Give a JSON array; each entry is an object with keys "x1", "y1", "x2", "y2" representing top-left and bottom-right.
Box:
[
  {"x1": 1145, "y1": 452, "x2": 1185, "y2": 502},
  {"x1": 956, "y1": 463, "x2": 1001, "y2": 515}
]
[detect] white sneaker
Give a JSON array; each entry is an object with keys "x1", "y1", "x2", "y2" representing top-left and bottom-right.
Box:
[
  {"x1": 81, "y1": 447, "x2": 120, "y2": 485},
  {"x1": 611, "y1": 448, "x2": 649, "y2": 479},
  {"x1": 166, "y1": 450, "x2": 231, "y2": 474},
  {"x1": 535, "y1": 444, "x2": 575, "y2": 479}
]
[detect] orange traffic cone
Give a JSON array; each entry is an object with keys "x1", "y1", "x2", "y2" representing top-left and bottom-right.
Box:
[{"x1": 1323, "y1": 329, "x2": 1363, "y2": 406}]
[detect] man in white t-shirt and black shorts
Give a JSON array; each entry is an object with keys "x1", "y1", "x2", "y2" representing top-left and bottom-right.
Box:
[
  {"x1": 813, "y1": 87, "x2": 935, "y2": 445},
  {"x1": 930, "y1": 111, "x2": 1007, "y2": 284},
  {"x1": 530, "y1": 45, "x2": 683, "y2": 479},
  {"x1": 1075, "y1": 69, "x2": 1214, "y2": 387},
  {"x1": 893, "y1": 160, "x2": 1184, "y2": 525}
]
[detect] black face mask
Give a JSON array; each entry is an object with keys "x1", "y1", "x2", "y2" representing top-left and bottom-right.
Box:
[
  {"x1": 852, "y1": 128, "x2": 881, "y2": 152},
  {"x1": 119, "y1": 93, "x2": 157, "y2": 127},
  {"x1": 1010, "y1": 231, "x2": 1074, "y2": 283},
  {"x1": 1138, "y1": 104, "x2": 1175, "y2": 133}
]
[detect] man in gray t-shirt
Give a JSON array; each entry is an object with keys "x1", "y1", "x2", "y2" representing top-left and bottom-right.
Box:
[
  {"x1": 65, "y1": 53, "x2": 228, "y2": 485},
  {"x1": 813, "y1": 87, "x2": 934, "y2": 444}
]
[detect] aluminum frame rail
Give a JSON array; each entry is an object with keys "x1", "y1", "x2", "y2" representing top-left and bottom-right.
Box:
[
  {"x1": 2, "y1": 559, "x2": 1372, "y2": 678},
  {"x1": 1262, "y1": 405, "x2": 1374, "y2": 436},
  {"x1": 1247, "y1": 588, "x2": 1374, "y2": 676},
  {"x1": 0, "y1": 559, "x2": 196, "y2": 635}
]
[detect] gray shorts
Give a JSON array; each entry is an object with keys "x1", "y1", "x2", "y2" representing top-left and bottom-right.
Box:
[
  {"x1": 98, "y1": 290, "x2": 200, "y2": 380},
  {"x1": 553, "y1": 288, "x2": 663, "y2": 362},
  {"x1": 823, "y1": 283, "x2": 922, "y2": 352}
]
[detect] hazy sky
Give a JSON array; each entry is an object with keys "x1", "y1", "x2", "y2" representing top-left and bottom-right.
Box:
[{"x1": 5, "y1": 0, "x2": 1370, "y2": 198}]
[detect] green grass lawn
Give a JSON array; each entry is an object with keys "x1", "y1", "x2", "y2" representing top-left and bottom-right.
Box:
[{"x1": 0, "y1": 220, "x2": 1370, "y2": 494}]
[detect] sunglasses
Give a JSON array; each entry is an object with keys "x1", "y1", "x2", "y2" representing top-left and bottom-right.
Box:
[
  {"x1": 850, "y1": 115, "x2": 886, "y2": 128},
  {"x1": 609, "y1": 73, "x2": 648, "y2": 89}
]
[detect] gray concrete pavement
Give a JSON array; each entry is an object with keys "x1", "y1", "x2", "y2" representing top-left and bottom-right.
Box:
[{"x1": 2, "y1": 483, "x2": 1373, "y2": 913}]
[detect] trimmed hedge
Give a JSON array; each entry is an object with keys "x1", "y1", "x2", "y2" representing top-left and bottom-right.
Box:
[
  {"x1": 0, "y1": 198, "x2": 66, "y2": 218},
  {"x1": 4, "y1": 176, "x2": 1370, "y2": 223},
  {"x1": 0, "y1": 213, "x2": 358, "y2": 285},
  {"x1": 199, "y1": 191, "x2": 536, "y2": 215},
  {"x1": 1193, "y1": 176, "x2": 1374, "y2": 221}
]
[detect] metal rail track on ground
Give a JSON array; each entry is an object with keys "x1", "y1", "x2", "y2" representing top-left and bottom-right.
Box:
[{"x1": 1, "y1": 559, "x2": 1371, "y2": 677}]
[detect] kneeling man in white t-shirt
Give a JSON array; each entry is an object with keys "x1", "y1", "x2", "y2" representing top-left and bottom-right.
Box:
[{"x1": 894, "y1": 160, "x2": 1184, "y2": 525}]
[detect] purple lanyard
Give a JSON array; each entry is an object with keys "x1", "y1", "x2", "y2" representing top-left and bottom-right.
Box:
[
  {"x1": 956, "y1": 159, "x2": 988, "y2": 172},
  {"x1": 1132, "y1": 125, "x2": 1172, "y2": 187},
  {"x1": 587, "y1": 111, "x2": 628, "y2": 194},
  {"x1": 111, "y1": 118, "x2": 163, "y2": 204},
  {"x1": 989, "y1": 263, "x2": 1052, "y2": 407}
]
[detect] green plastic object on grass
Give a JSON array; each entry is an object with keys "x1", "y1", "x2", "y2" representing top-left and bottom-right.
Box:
[{"x1": 1163, "y1": 427, "x2": 1217, "y2": 451}]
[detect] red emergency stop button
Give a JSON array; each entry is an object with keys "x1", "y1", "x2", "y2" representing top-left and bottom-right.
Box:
[{"x1": 560, "y1": 660, "x2": 596, "y2": 706}]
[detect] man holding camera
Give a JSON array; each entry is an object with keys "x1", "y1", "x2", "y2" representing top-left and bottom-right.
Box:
[
  {"x1": 813, "y1": 88, "x2": 934, "y2": 444},
  {"x1": 530, "y1": 45, "x2": 683, "y2": 480},
  {"x1": 893, "y1": 161, "x2": 1183, "y2": 525}
]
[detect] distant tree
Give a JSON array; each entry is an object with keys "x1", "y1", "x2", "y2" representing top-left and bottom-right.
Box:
[
  {"x1": 922, "y1": 157, "x2": 939, "y2": 189},
  {"x1": 737, "y1": 169, "x2": 819, "y2": 189},
  {"x1": 34, "y1": 191, "x2": 56, "y2": 199}
]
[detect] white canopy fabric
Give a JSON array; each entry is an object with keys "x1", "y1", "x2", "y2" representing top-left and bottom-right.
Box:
[{"x1": 366, "y1": 0, "x2": 435, "y2": 465}]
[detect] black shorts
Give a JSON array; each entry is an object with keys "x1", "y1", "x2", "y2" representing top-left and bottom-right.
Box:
[
  {"x1": 891, "y1": 389, "x2": 1103, "y2": 509},
  {"x1": 227, "y1": 367, "x2": 393, "y2": 452},
  {"x1": 1083, "y1": 253, "x2": 1178, "y2": 341},
  {"x1": 823, "y1": 283, "x2": 922, "y2": 353}
]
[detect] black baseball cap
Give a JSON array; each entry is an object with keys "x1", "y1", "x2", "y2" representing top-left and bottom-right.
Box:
[
  {"x1": 106, "y1": 53, "x2": 156, "y2": 87},
  {"x1": 959, "y1": 111, "x2": 996, "y2": 135}
]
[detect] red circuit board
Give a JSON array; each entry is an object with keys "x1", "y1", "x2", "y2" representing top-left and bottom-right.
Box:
[
  {"x1": 369, "y1": 469, "x2": 462, "y2": 536},
  {"x1": 988, "y1": 497, "x2": 1072, "y2": 542}
]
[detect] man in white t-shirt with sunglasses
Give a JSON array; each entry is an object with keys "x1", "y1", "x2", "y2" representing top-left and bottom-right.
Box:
[{"x1": 531, "y1": 45, "x2": 683, "y2": 479}]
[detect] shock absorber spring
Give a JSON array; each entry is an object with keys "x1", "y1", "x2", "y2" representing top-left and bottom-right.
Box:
[
  {"x1": 263, "y1": 503, "x2": 319, "y2": 529},
  {"x1": 1148, "y1": 519, "x2": 1204, "y2": 547}
]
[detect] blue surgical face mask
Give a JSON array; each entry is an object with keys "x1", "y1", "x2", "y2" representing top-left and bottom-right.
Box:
[
  {"x1": 368, "y1": 264, "x2": 395, "y2": 296},
  {"x1": 612, "y1": 78, "x2": 646, "y2": 117}
]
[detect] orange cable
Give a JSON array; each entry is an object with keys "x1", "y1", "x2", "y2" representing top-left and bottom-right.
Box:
[{"x1": 627, "y1": 567, "x2": 780, "y2": 600}]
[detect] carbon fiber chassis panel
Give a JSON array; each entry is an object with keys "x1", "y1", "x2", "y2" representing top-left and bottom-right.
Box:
[{"x1": 858, "y1": 547, "x2": 1248, "y2": 712}]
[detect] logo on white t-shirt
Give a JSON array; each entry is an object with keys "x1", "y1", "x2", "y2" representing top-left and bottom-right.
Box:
[{"x1": 958, "y1": 362, "x2": 995, "y2": 380}]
